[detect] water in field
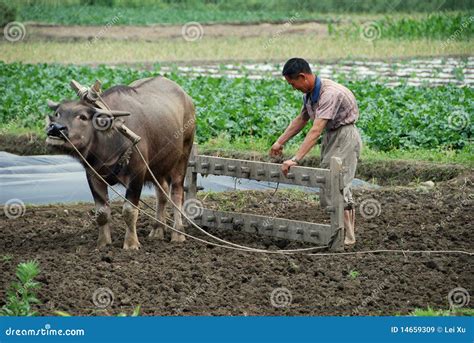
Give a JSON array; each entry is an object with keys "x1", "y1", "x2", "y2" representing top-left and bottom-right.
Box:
[
  {"x1": 0, "y1": 152, "x2": 375, "y2": 205},
  {"x1": 159, "y1": 57, "x2": 474, "y2": 87}
]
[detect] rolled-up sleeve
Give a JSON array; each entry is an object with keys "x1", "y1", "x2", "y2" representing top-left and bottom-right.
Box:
[{"x1": 299, "y1": 104, "x2": 310, "y2": 121}]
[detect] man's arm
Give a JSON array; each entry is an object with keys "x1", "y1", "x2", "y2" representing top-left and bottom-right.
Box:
[
  {"x1": 294, "y1": 118, "x2": 328, "y2": 160},
  {"x1": 276, "y1": 114, "x2": 308, "y2": 145},
  {"x1": 281, "y1": 118, "x2": 328, "y2": 176},
  {"x1": 270, "y1": 113, "x2": 308, "y2": 157}
]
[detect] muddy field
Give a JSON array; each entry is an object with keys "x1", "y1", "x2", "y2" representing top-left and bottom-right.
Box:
[{"x1": 1, "y1": 168, "x2": 472, "y2": 316}]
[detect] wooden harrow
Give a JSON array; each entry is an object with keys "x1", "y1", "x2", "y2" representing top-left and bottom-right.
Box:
[{"x1": 184, "y1": 145, "x2": 346, "y2": 251}]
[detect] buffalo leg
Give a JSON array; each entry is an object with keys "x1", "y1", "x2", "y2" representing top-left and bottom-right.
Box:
[
  {"x1": 86, "y1": 173, "x2": 112, "y2": 248},
  {"x1": 170, "y1": 177, "x2": 186, "y2": 243},
  {"x1": 149, "y1": 178, "x2": 169, "y2": 239},
  {"x1": 122, "y1": 176, "x2": 143, "y2": 250}
]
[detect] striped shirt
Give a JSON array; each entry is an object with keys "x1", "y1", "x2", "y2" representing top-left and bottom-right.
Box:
[{"x1": 300, "y1": 78, "x2": 359, "y2": 131}]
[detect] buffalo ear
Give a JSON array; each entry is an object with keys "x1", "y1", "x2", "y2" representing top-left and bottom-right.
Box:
[{"x1": 47, "y1": 100, "x2": 60, "y2": 111}]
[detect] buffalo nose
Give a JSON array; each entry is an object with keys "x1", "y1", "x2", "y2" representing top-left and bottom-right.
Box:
[{"x1": 47, "y1": 122, "x2": 68, "y2": 137}]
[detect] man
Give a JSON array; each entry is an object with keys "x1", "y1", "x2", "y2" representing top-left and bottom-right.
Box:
[{"x1": 270, "y1": 57, "x2": 362, "y2": 246}]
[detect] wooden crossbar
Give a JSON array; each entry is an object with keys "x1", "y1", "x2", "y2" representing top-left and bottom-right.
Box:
[{"x1": 184, "y1": 144, "x2": 345, "y2": 251}]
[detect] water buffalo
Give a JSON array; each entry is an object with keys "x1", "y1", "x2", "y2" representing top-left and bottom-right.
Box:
[{"x1": 46, "y1": 76, "x2": 195, "y2": 249}]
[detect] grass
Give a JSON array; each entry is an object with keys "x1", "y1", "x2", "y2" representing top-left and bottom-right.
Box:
[
  {"x1": 10, "y1": 0, "x2": 473, "y2": 26},
  {"x1": 1, "y1": 37, "x2": 472, "y2": 64},
  {"x1": 201, "y1": 136, "x2": 474, "y2": 167},
  {"x1": 410, "y1": 307, "x2": 474, "y2": 316},
  {"x1": 1, "y1": 128, "x2": 472, "y2": 167}
]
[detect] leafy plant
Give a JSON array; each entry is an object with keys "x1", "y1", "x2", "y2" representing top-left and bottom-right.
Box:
[
  {"x1": 0, "y1": 261, "x2": 41, "y2": 316},
  {"x1": 410, "y1": 307, "x2": 474, "y2": 316},
  {"x1": 1, "y1": 254, "x2": 13, "y2": 262},
  {"x1": 54, "y1": 304, "x2": 142, "y2": 316},
  {"x1": 349, "y1": 270, "x2": 360, "y2": 279},
  {"x1": 0, "y1": 62, "x2": 472, "y2": 152},
  {"x1": 117, "y1": 305, "x2": 141, "y2": 317}
]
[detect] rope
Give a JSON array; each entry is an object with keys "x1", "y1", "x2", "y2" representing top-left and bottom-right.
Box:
[
  {"x1": 56, "y1": 92, "x2": 473, "y2": 257},
  {"x1": 61, "y1": 132, "x2": 473, "y2": 257},
  {"x1": 134, "y1": 147, "x2": 333, "y2": 253},
  {"x1": 61, "y1": 132, "x2": 329, "y2": 255}
]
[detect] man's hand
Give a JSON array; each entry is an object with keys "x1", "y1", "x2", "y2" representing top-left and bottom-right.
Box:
[
  {"x1": 281, "y1": 159, "x2": 297, "y2": 177},
  {"x1": 270, "y1": 141, "x2": 284, "y2": 157}
]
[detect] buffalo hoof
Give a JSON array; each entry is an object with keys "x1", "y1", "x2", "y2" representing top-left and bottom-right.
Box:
[
  {"x1": 97, "y1": 237, "x2": 112, "y2": 249},
  {"x1": 148, "y1": 228, "x2": 164, "y2": 240},
  {"x1": 171, "y1": 232, "x2": 186, "y2": 243},
  {"x1": 123, "y1": 239, "x2": 141, "y2": 250}
]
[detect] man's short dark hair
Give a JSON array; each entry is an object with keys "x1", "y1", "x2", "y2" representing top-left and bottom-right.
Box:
[{"x1": 282, "y1": 58, "x2": 312, "y2": 79}]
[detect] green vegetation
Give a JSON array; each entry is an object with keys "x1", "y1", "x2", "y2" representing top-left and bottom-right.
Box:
[
  {"x1": 0, "y1": 1, "x2": 16, "y2": 27},
  {"x1": 1, "y1": 62, "x2": 472, "y2": 154},
  {"x1": 0, "y1": 261, "x2": 41, "y2": 316},
  {"x1": 349, "y1": 270, "x2": 360, "y2": 279},
  {"x1": 10, "y1": 0, "x2": 474, "y2": 25},
  {"x1": 329, "y1": 13, "x2": 474, "y2": 40},
  {"x1": 54, "y1": 305, "x2": 142, "y2": 316},
  {"x1": 1, "y1": 254, "x2": 13, "y2": 262},
  {"x1": 201, "y1": 135, "x2": 473, "y2": 166},
  {"x1": 117, "y1": 305, "x2": 141, "y2": 317},
  {"x1": 410, "y1": 307, "x2": 474, "y2": 316}
]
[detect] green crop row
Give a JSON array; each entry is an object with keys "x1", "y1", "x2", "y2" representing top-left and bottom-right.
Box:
[
  {"x1": 0, "y1": 62, "x2": 472, "y2": 151},
  {"x1": 5, "y1": 0, "x2": 473, "y2": 26},
  {"x1": 329, "y1": 13, "x2": 474, "y2": 40}
]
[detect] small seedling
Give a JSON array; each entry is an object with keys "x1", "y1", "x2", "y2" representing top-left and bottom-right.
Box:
[
  {"x1": 0, "y1": 261, "x2": 41, "y2": 316},
  {"x1": 1, "y1": 254, "x2": 13, "y2": 262},
  {"x1": 349, "y1": 270, "x2": 360, "y2": 279}
]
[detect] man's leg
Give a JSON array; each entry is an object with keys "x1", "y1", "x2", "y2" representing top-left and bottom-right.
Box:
[
  {"x1": 321, "y1": 125, "x2": 361, "y2": 246},
  {"x1": 342, "y1": 126, "x2": 361, "y2": 245}
]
